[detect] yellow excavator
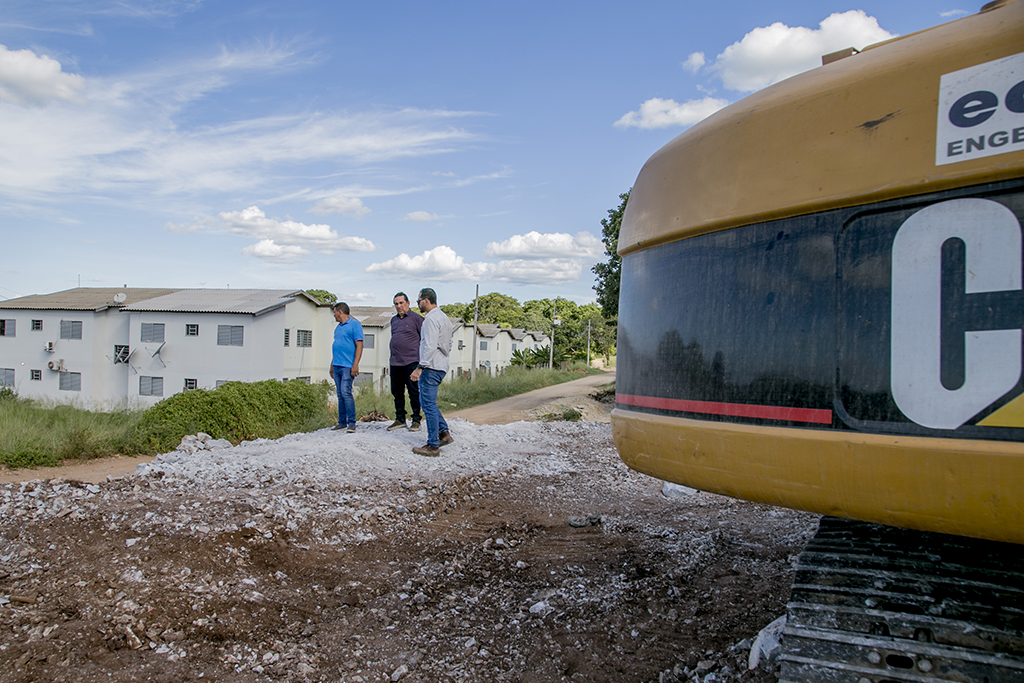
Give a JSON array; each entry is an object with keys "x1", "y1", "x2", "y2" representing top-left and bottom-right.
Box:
[{"x1": 612, "y1": 1, "x2": 1024, "y2": 680}]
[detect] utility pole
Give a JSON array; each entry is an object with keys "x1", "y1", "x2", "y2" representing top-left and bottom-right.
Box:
[
  {"x1": 587, "y1": 319, "x2": 591, "y2": 368},
  {"x1": 549, "y1": 299, "x2": 559, "y2": 369},
  {"x1": 470, "y1": 284, "x2": 479, "y2": 381}
]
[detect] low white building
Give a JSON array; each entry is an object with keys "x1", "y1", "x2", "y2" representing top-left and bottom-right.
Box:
[{"x1": 0, "y1": 287, "x2": 555, "y2": 407}]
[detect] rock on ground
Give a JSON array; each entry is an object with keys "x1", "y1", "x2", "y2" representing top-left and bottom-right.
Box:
[{"x1": 0, "y1": 419, "x2": 818, "y2": 682}]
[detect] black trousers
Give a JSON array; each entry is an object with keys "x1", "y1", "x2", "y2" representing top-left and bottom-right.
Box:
[{"x1": 391, "y1": 361, "x2": 422, "y2": 422}]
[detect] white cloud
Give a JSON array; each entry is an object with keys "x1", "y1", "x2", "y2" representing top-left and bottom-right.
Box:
[
  {"x1": 241, "y1": 239, "x2": 309, "y2": 264},
  {"x1": 309, "y1": 195, "x2": 370, "y2": 217},
  {"x1": 403, "y1": 211, "x2": 441, "y2": 222},
  {"x1": 0, "y1": 44, "x2": 483, "y2": 204},
  {"x1": 0, "y1": 43, "x2": 85, "y2": 106},
  {"x1": 711, "y1": 10, "x2": 894, "y2": 93},
  {"x1": 940, "y1": 10, "x2": 969, "y2": 18},
  {"x1": 220, "y1": 205, "x2": 376, "y2": 253},
  {"x1": 614, "y1": 96, "x2": 729, "y2": 130},
  {"x1": 343, "y1": 292, "x2": 376, "y2": 302},
  {"x1": 484, "y1": 231, "x2": 601, "y2": 259},
  {"x1": 365, "y1": 246, "x2": 491, "y2": 281},
  {"x1": 452, "y1": 168, "x2": 512, "y2": 187},
  {"x1": 491, "y1": 258, "x2": 582, "y2": 285},
  {"x1": 682, "y1": 52, "x2": 705, "y2": 74}
]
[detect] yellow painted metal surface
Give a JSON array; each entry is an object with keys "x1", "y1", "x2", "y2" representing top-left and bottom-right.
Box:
[
  {"x1": 613, "y1": 408, "x2": 1024, "y2": 544},
  {"x1": 619, "y1": 1, "x2": 1024, "y2": 256}
]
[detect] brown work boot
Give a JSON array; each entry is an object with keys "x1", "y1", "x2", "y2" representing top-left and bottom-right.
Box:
[
  {"x1": 438, "y1": 430, "x2": 454, "y2": 446},
  {"x1": 386, "y1": 419, "x2": 405, "y2": 431},
  {"x1": 412, "y1": 444, "x2": 440, "y2": 457}
]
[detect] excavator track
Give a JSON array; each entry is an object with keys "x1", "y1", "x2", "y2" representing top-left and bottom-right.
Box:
[{"x1": 778, "y1": 517, "x2": 1024, "y2": 683}]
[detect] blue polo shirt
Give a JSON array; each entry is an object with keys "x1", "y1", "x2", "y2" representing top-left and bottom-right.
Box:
[{"x1": 332, "y1": 317, "x2": 364, "y2": 367}]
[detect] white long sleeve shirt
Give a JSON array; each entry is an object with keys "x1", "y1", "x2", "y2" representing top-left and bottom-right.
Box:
[{"x1": 419, "y1": 307, "x2": 453, "y2": 373}]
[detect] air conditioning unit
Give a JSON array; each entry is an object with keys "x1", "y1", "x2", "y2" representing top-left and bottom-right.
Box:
[
  {"x1": 43, "y1": 341, "x2": 55, "y2": 353},
  {"x1": 47, "y1": 359, "x2": 66, "y2": 372}
]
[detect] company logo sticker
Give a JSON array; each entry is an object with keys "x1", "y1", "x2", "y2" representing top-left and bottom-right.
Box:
[{"x1": 936, "y1": 52, "x2": 1024, "y2": 166}]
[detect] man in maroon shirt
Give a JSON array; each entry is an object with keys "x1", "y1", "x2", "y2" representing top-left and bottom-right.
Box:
[{"x1": 387, "y1": 292, "x2": 423, "y2": 431}]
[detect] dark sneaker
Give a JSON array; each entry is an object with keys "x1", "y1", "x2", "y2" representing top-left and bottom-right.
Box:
[
  {"x1": 386, "y1": 419, "x2": 406, "y2": 431},
  {"x1": 409, "y1": 421, "x2": 422, "y2": 432},
  {"x1": 438, "y1": 430, "x2": 454, "y2": 446},
  {"x1": 347, "y1": 425, "x2": 356, "y2": 433},
  {"x1": 412, "y1": 444, "x2": 440, "y2": 457},
  {"x1": 331, "y1": 424, "x2": 346, "y2": 431}
]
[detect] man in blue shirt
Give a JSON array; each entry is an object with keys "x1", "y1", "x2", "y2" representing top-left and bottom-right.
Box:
[{"x1": 331, "y1": 302, "x2": 363, "y2": 432}]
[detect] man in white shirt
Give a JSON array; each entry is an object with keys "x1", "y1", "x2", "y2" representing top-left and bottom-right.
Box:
[{"x1": 410, "y1": 287, "x2": 453, "y2": 457}]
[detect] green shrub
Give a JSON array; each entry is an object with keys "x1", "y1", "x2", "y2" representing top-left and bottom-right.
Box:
[{"x1": 127, "y1": 379, "x2": 334, "y2": 454}]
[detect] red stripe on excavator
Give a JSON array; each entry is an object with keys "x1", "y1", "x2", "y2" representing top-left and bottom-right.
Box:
[{"x1": 616, "y1": 393, "x2": 833, "y2": 425}]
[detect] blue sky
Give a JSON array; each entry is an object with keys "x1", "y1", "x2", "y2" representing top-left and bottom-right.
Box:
[{"x1": 0, "y1": 0, "x2": 974, "y2": 307}]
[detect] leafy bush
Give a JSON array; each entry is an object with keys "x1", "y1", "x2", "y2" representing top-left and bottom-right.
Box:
[{"x1": 127, "y1": 379, "x2": 334, "y2": 454}]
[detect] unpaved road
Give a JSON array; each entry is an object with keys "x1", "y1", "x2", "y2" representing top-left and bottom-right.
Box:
[
  {"x1": 0, "y1": 381, "x2": 819, "y2": 683},
  {"x1": 450, "y1": 372, "x2": 615, "y2": 425}
]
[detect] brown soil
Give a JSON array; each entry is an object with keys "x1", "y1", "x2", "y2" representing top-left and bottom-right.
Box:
[{"x1": 0, "y1": 379, "x2": 819, "y2": 683}]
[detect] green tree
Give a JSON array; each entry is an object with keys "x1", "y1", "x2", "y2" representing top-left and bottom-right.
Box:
[
  {"x1": 305, "y1": 289, "x2": 337, "y2": 306},
  {"x1": 592, "y1": 190, "x2": 629, "y2": 318}
]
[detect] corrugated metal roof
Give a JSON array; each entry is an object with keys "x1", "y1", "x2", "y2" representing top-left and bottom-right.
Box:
[
  {"x1": 123, "y1": 289, "x2": 312, "y2": 316},
  {"x1": 0, "y1": 287, "x2": 180, "y2": 311},
  {"x1": 350, "y1": 306, "x2": 395, "y2": 328}
]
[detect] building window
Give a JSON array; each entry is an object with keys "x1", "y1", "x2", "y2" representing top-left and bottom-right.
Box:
[
  {"x1": 354, "y1": 372, "x2": 373, "y2": 387},
  {"x1": 31, "y1": 319, "x2": 42, "y2": 331},
  {"x1": 496, "y1": 342, "x2": 499, "y2": 350},
  {"x1": 479, "y1": 341, "x2": 487, "y2": 351},
  {"x1": 184, "y1": 378, "x2": 198, "y2": 391},
  {"x1": 141, "y1": 323, "x2": 165, "y2": 343},
  {"x1": 215, "y1": 380, "x2": 228, "y2": 388},
  {"x1": 59, "y1": 372, "x2": 81, "y2": 391},
  {"x1": 283, "y1": 329, "x2": 290, "y2": 347},
  {"x1": 295, "y1": 376, "x2": 311, "y2": 384},
  {"x1": 458, "y1": 340, "x2": 464, "y2": 350},
  {"x1": 186, "y1": 324, "x2": 199, "y2": 336},
  {"x1": 140, "y1": 376, "x2": 163, "y2": 396},
  {"x1": 364, "y1": 333, "x2": 375, "y2": 349},
  {"x1": 0, "y1": 319, "x2": 15, "y2": 337},
  {"x1": 217, "y1": 325, "x2": 244, "y2": 346},
  {"x1": 296, "y1": 329, "x2": 312, "y2": 347},
  {"x1": 512, "y1": 343, "x2": 518, "y2": 351},
  {"x1": 60, "y1": 320, "x2": 83, "y2": 340},
  {"x1": 114, "y1": 345, "x2": 130, "y2": 364},
  {"x1": 30, "y1": 369, "x2": 41, "y2": 381},
  {"x1": 1, "y1": 368, "x2": 13, "y2": 386}
]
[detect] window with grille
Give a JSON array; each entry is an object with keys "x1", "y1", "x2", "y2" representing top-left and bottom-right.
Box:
[
  {"x1": 140, "y1": 376, "x2": 163, "y2": 396},
  {"x1": 284, "y1": 329, "x2": 290, "y2": 347},
  {"x1": 217, "y1": 325, "x2": 244, "y2": 346},
  {"x1": 184, "y1": 378, "x2": 198, "y2": 391},
  {"x1": 60, "y1": 320, "x2": 82, "y2": 340},
  {"x1": 186, "y1": 324, "x2": 199, "y2": 336},
  {"x1": 0, "y1": 319, "x2": 14, "y2": 337},
  {"x1": 30, "y1": 369, "x2": 41, "y2": 381},
  {"x1": 59, "y1": 372, "x2": 81, "y2": 391},
  {"x1": 296, "y1": 329, "x2": 312, "y2": 347},
  {"x1": 114, "y1": 345, "x2": 130, "y2": 364},
  {"x1": 141, "y1": 323, "x2": 165, "y2": 343},
  {"x1": 31, "y1": 319, "x2": 42, "y2": 331},
  {"x1": 479, "y1": 341, "x2": 487, "y2": 351},
  {"x1": 295, "y1": 376, "x2": 311, "y2": 384},
  {"x1": 1, "y1": 368, "x2": 13, "y2": 386},
  {"x1": 216, "y1": 380, "x2": 227, "y2": 388},
  {"x1": 364, "y1": 333, "x2": 374, "y2": 349}
]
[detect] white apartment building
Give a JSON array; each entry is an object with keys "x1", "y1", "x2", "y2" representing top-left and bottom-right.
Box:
[{"x1": 0, "y1": 287, "x2": 551, "y2": 408}]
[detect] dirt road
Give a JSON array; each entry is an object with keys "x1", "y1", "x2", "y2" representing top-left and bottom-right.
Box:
[{"x1": 450, "y1": 371, "x2": 615, "y2": 425}]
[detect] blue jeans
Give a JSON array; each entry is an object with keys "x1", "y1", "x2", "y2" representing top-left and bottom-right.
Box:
[
  {"x1": 332, "y1": 365, "x2": 356, "y2": 427},
  {"x1": 418, "y1": 368, "x2": 448, "y2": 447}
]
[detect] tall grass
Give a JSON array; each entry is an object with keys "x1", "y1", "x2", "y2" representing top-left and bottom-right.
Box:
[{"x1": 0, "y1": 392, "x2": 142, "y2": 468}]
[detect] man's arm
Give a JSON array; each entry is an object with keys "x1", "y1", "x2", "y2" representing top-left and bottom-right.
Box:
[{"x1": 351, "y1": 339, "x2": 363, "y2": 377}]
